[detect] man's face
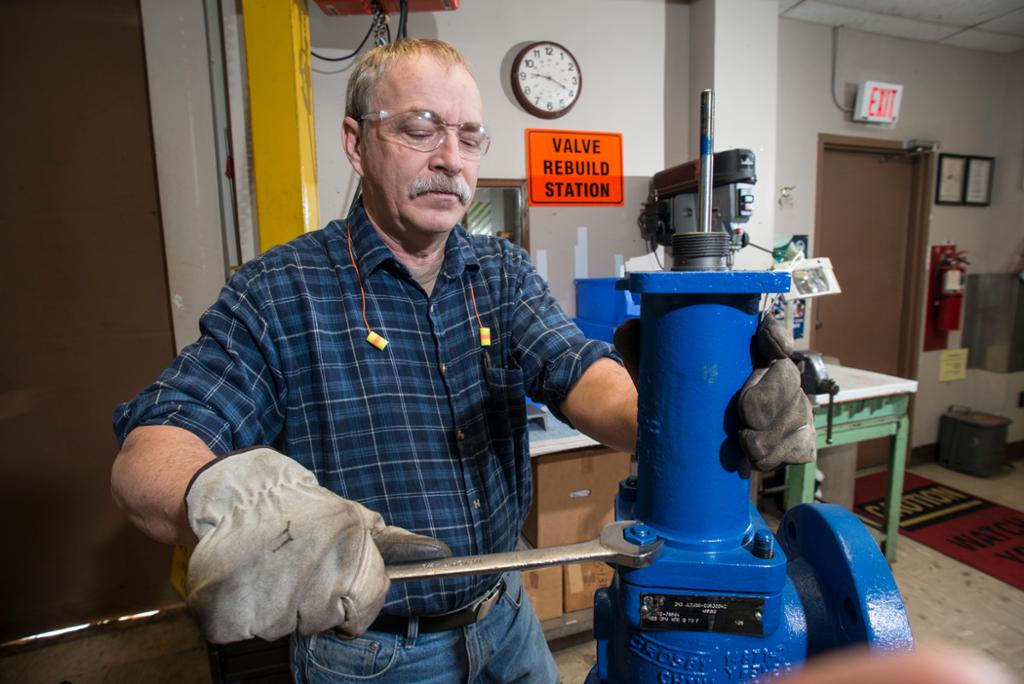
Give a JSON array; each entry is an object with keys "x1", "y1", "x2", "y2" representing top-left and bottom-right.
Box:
[{"x1": 343, "y1": 54, "x2": 483, "y2": 242}]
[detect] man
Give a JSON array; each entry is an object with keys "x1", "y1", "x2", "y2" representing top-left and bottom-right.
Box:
[{"x1": 111, "y1": 39, "x2": 811, "y2": 683}]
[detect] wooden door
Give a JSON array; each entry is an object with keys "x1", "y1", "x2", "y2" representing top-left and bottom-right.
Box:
[
  {"x1": 813, "y1": 144, "x2": 915, "y2": 468},
  {"x1": 0, "y1": 0, "x2": 180, "y2": 642}
]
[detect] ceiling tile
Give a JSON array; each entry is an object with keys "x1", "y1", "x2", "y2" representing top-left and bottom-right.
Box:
[
  {"x1": 940, "y1": 28, "x2": 1024, "y2": 52},
  {"x1": 786, "y1": 1, "x2": 961, "y2": 41},
  {"x1": 822, "y1": 0, "x2": 1024, "y2": 28},
  {"x1": 977, "y1": 7, "x2": 1024, "y2": 36},
  {"x1": 779, "y1": 0, "x2": 805, "y2": 14}
]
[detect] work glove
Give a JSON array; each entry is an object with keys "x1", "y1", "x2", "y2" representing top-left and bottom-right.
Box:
[
  {"x1": 614, "y1": 315, "x2": 815, "y2": 471},
  {"x1": 184, "y1": 447, "x2": 452, "y2": 643},
  {"x1": 736, "y1": 315, "x2": 816, "y2": 470}
]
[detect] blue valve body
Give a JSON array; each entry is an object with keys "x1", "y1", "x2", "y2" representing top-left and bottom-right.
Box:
[{"x1": 589, "y1": 270, "x2": 912, "y2": 683}]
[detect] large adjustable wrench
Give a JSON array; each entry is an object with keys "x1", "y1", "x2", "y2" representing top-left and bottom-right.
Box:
[{"x1": 386, "y1": 520, "x2": 663, "y2": 582}]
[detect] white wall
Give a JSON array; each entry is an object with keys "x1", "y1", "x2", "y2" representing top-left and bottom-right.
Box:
[
  {"x1": 687, "y1": 0, "x2": 779, "y2": 271},
  {"x1": 962, "y1": 49, "x2": 1024, "y2": 444},
  {"x1": 139, "y1": 0, "x2": 228, "y2": 351},
  {"x1": 144, "y1": 3, "x2": 1024, "y2": 445},
  {"x1": 775, "y1": 19, "x2": 1024, "y2": 446},
  {"x1": 308, "y1": 0, "x2": 683, "y2": 312},
  {"x1": 310, "y1": 0, "x2": 676, "y2": 220},
  {"x1": 688, "y1": 0, "x2": 714, "y2": 160},
  {"x1": 712, "y1": 0, "x2": 778, "y2": 270},
  {"x1": 664, "y1": 0, "x2": 691, "y2": 166}
]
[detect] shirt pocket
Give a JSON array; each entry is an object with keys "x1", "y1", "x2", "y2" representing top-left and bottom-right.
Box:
[
  {"x1": 482, "y1": 366, "x2": 527, "y2": 449},
  {"x1": 482, "y1": 366, "x2": 531, "y2": 529}
]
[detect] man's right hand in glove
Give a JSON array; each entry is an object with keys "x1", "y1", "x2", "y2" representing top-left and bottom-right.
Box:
[{"x1": 184, "y1": 447, "x2": 451, "y2": 644}]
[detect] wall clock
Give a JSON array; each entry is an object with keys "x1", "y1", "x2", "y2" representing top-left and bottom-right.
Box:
[{"x1": 511, "y1": 41, "x2": 582, "y2": 119}]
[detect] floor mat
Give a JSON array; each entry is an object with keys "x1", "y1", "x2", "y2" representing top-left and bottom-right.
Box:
[{"x1": 854, "y1": 471, "x2": 1024, "y2": 590}]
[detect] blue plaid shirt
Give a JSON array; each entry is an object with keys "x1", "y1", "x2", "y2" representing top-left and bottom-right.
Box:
[{"x1": 114, "y1": 200, "x2": 613, "y2": 616}]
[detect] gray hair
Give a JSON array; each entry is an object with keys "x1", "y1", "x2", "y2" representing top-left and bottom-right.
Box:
[{"x1": 345, "y1": 38, "x2": 473, "y2": 119}]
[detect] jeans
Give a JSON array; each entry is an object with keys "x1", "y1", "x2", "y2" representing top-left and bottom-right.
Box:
[{"x1": 291, "y1": 572, "x2": 559, "y2": 683}]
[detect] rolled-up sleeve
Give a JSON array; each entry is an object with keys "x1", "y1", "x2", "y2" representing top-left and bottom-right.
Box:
[
  {"x1": 508, "y1": 251, "x2": 618, "y2": 426},
  {"x1": 112, "y1": 265, "x2": 285, "y2": 454}
]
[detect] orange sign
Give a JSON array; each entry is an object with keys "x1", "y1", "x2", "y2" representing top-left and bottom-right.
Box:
[{"x1": 525, "y1": 129, "x2": 623, "y2": 206}]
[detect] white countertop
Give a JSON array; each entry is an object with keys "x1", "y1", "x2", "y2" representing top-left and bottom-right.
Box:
[
  {"x1": 527, "y1": 404, "x2": 600, "y2": 456},
  {"x1": 526, "y1": 364, "x2": 918, "y2": 455},
  {"x1": 529, "y1": 432, "x2": 601, "y2": 457},
  {"x1": 812, "y1": 364, "x2": 918, "y2": 406}
]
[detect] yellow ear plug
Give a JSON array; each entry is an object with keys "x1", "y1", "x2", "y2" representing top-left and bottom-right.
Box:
[
  {"x1": 366, "y1": 331, "x2": 389, "y2": 350},
  {"x1": 479, "y1": 327, "x2": 492, "y2": 347}
]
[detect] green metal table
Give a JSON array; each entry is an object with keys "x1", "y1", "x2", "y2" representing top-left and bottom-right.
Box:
[{"x1": 784, "y1": 365, "x2": 918, "y2": 562}]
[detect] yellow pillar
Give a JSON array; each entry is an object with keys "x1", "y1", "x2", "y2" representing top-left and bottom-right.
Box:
[{"x1": 241, "y1": 0, "x2": 320, "y2": 251}]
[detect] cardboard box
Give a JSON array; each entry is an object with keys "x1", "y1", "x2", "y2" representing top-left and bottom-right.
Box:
[
  {"x1": 521, "y1": 566, "x2": 563, "y2": 622},
  {"x1": 563, "y1": 561, "x2": 616, "y2": 613},
  {"x1": 522, "y1": 448, "x2": 631, "y2": 548}
]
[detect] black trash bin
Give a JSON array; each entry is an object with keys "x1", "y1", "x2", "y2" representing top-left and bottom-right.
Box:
[{"x1": 938, "y1": 405, "x2": 1012, "y2": 477}]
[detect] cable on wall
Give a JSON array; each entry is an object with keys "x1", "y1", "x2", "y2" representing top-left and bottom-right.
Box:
[
  {"x1": 312, "y1": 0, "x2": 401, "y2": 63},
  {"x1": 398, "y1": 0, "x2": 409, "y2": 39},
  {"x1": 830, "y1": 26, "x2": 854, "y2": 114},
  {"x1": 313, "y1": 0, "x2": 411, "y2": 214},
  {"x1": 311, "y1": 18, "x2": 374, "y2": 61}
]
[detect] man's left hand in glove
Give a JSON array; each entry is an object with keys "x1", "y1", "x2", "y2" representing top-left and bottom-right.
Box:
[{"x1": 735, "y1": 315, "x2": 816, "y2": 470}]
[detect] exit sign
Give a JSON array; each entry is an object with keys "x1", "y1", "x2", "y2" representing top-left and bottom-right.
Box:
[{"x1": 853, "y1": 81, "x2": 903, "y2": 124}]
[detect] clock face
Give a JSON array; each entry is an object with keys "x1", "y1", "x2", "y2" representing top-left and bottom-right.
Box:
[{"x1": 511, "y1": 41, "x2": 581, "y2": 119}]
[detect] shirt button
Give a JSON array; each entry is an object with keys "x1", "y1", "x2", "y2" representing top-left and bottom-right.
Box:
[
  {"x1": 472, "y1": 498, "x2": 481, "y2": 509},
  {"x1": 456, "y1": 429, "x2": 466, "y2": 441},
  {"x1": 430, "y1": 304, "x2": 436, "y2": 314},
  {"x1": 440, "y1": 363, "x2": 447, "y2": 374}
]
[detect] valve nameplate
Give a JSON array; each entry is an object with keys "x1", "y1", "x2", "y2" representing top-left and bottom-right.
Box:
[{"x1": 639, "y1": 593, "x2": 764, "y2": 636}]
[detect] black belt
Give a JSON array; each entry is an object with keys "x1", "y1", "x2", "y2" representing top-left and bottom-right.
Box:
[{"x1": 356, "y1": 578, "x2": 506, "y2": 635}]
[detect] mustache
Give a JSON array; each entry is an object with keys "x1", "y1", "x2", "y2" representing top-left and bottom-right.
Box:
[{"x1": 408, "y1": 174, "x2": 472, "y2": 205}]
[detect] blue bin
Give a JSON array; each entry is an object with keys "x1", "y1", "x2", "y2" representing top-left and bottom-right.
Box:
[{"x1": 574, "y1": 277, "x2": 640, "y2": 342}]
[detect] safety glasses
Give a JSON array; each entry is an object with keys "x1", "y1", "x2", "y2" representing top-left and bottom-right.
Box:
[{"x1": 360, "y1": 110, "x2": 491, "y2": 160}]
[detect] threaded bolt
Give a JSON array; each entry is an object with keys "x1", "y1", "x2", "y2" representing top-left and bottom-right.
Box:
[
  {"x1": 624, "y1": 524, "x2": 655, "y2": 546},
  {"x1": 753, "y1": 529, "x2": 775, "y2": 559}
]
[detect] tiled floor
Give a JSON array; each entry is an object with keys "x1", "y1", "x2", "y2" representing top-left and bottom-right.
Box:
[
  {"x1": 873, "y1": 462, "x2": 1024, "y2": 672},
  {"x1": 2, "y1": 460, "x2": 1021, "y2": 684}
]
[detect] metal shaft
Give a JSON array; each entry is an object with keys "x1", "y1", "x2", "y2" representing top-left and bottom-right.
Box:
[
  {"x1": 698, "y1": 89, "x2": 714, "y2": 233},
  {"x1": 386, "y1": 520, "x2": 662, "y2": 582}
]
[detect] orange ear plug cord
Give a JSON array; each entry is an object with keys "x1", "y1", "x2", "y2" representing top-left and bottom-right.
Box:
[{"x1": 347, "y1": 221, "x2": 490, "y2": 350}]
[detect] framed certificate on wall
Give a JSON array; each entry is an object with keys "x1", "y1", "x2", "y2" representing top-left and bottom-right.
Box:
[
  {"x1": 935, "y1": 153, "x2": 966, "y2": 205},
  {"x1": 964, "y1": 156, "x2": 995, "y2": 206}
]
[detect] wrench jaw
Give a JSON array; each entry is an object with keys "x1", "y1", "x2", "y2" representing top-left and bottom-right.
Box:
[{"x1": 600, "y1": 521, "x2": 664, "y2": 569}]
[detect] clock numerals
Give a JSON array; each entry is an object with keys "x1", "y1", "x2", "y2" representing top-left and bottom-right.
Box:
[{"x1": 512, "y1": 41, "x2": 580, "y2": 119}]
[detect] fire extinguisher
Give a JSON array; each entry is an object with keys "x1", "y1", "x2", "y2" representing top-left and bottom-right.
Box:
[{"x1": 934, "y1": 250, "x2": 969, "y2": 331}]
